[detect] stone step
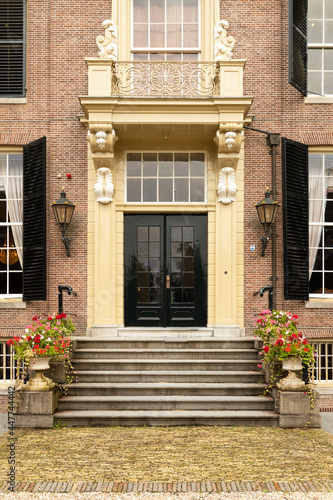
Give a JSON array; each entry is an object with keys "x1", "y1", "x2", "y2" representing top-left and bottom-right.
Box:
[
  {"x1": 74, "y1": 337, "x2": 256, "y2": 350},
  {"x1": 58, "y1": 395, "x2": 274, "y2": 411},
  {"x1": 54, "y1": 409, "x2": 279, "y2": 427},
  {"x1": 72, "y1": 359, "x2": 259, "y2": 372},
  {"x1": 74, "y1": 370, "x2": 263, "y2": 383},
  {"x1": 65, "y1": 382, "x2": 266, "y2": 397},
  {"x1": 73, "y1": 348, "x2": 259, "y2": 360}
]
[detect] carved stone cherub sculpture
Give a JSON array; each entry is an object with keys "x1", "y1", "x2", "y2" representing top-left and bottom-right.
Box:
[
  {"x1": 214, "y1": 20, "x2": 235, "y2": 61},
  {"x1": 96, "y1": 19, "x2": 117, "y2": 61}
]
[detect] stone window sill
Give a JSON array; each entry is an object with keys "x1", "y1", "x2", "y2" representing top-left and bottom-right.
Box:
[
  {"x1": 0, "y1": 98, "x2": 27, "y2": 104},
  {"x1": 0, "y1": 301, "x2": 26, "y2": 309},
  {"x1": 305, "y1": 300, "x2": 333, "y2": 309},
  {"x1": 304, "y1": 96, "x2": 333, "y2": 104}
]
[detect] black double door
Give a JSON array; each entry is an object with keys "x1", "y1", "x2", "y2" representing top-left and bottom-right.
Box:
[{"x1": 124, "y1": 214, "x2": 207, "y2": 327}]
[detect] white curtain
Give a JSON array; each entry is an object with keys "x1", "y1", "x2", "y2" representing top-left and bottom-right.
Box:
[
  {"x1": 309, "y1": 163, "x2": 325, "y2": 278},
  {"x1": 0, "y1": 158, "x2": 23, "y2": 267}
]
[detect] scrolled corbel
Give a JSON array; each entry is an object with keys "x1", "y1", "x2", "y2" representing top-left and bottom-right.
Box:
[
  {"x1": 88, "y1": 123, "x2": 117, "y2": 154},
  {"x1": 214, "y1": 20, "x2": 235, "y2": 61},
  {"x1": 214, "y1": 123, "x2": 244, "y2": 154},
  {"x1": 96, "y1": 19, "x2": 117, "y2": 61},
  {"x1": 217, "y1": 167, "x2": 237, "y2": 204},
  {"x1": 94, "y1": 167, "x2": 114, "y2": 204}
]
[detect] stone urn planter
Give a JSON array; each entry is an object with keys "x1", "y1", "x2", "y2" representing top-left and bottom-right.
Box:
[
  {"x1": 276, "y1": 357, "x2": 306, "y2": 391},
  {"x1": 26, "y1": 357, "x2": 56, "y2": 391}
]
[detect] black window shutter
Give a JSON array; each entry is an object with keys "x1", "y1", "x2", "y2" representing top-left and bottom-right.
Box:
[
  {"x1": 23, "y1": 137, "x2": 46, "y2": 301},
  {"x1": 0, "y1": 0, "x2": 25, "y2": 96},
  {"x1": 289, "y1": 0, "x2": 307, "y2": 96},
  {"x1": 282, "y1": 138, "x2": 309, "y2": 300}
]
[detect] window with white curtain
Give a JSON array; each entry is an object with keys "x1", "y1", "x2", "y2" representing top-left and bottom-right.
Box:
[
  {"x1": 308, "y1": 0, "x2": 333, "y2": 95},
  {"x1": 309, "y1": 153, "x2": 333, "y2": 296},
  {"x1": 132, "y1": 0, "x2": 200, "y2": 61},
  {"x1": 0, "y1": 153, "x2": 23, "y2": 298}
]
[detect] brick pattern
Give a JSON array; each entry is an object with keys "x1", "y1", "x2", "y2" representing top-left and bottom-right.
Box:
[
  {"x1": 0, "y1": 0, "x2": 332, "y2": 339},
  {"x1": 1, "y1": 480, "x2": 333, "y2": 493}
]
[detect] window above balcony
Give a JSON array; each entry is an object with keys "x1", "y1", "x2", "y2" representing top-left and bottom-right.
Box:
[{"x1": 132, "y1": 0, "x2": 199, "y2": 61}]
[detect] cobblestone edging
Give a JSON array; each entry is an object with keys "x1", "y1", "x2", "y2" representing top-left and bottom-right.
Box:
[{"x1": 1, "y1": 481, "x2": 333, "y2": 494}]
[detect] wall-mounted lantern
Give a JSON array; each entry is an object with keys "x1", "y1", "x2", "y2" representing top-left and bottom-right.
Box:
[
  {"x1": 51, "y1": 188, "x2": 76, "y2": 257},
  {"x1": 255, "y1": 189, "x2": 280, "y2": 257}
]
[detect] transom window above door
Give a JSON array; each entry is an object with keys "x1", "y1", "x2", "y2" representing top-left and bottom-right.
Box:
[
  {"x1": 132, "y1": 0, "x2": 200, "y2": 60},
  {"x1": 126, "y1": 152, "x2": 206, "y2": 203}
]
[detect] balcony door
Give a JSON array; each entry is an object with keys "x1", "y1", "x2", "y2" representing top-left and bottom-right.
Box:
[{"x1": 124, "y1": 214, "x2": 207, "y2": 327}]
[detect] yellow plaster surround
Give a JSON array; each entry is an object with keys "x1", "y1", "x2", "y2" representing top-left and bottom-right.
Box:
[{"x1": 80, "y1": 9, "x2": 253, "y2": 331}]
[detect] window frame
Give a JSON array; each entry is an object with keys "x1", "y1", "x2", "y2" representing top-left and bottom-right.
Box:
[
  {"x1": 0, "y1": 0, "x2": 26, "y2": 98},
  {"x1": 309, "y1": 150, "x2": 333, "y2": 298},
  {"x1": 307, "y1": 0, "x2": 333, "y2": 96},
  {"x1": 131, "y1": 0, "x2": 201, "y2": 60},
  {"x1": 311, "y1": 341, "x2": 333, "y2": 382},
  {"x1": 125, "y1": 151, "x2": 207, "y2": 204},
  {"x1": 0, "y1": 150, "x2": 23, "y2": 299}
]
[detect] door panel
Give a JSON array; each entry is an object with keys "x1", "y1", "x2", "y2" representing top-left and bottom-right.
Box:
[{"x1": 124, "y1": 214, "x2": 207, "y2": 327}]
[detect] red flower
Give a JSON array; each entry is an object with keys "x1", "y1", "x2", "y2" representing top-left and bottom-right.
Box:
[
  {"x1": 275, "y1": 339, "x2": 283, "y2": 346},
  {"x1": 32, "y1": 315, "x2": 38, "y2": 321},
  {"x1": 303, "y1": 339, "x2": 308, "y2": 344},
  {"x1": 14, "y1": 336, "x2": 21, "y2": 342},
  {"x1": 291, "y1": 333, "x2": 298, "y2": 339},
  {"x1": 304, "y1": 347, "x2": 309, "y2": 352},
  {"x1": 48, "y1": 316, "x2": 52, "y2": 321},
  {"x1": 6, "y1": 339, "x2": 14, "y2": 346},
  {"x1": 285, "y1": 347, "x2": 292, "y2": 352},
  {"x1": 263, "y1": 346, "x2": 270, "y2": 353}
]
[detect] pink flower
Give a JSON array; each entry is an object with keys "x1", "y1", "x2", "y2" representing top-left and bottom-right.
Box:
[{"x1": 257, "y1": 364, "x2": 262, "y2": 368}]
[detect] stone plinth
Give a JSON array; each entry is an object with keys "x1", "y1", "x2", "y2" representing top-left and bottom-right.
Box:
[
  {"x1": 274, "y1": 390, "x2": 321, "y2": 428},
  {"x1": 14, "y1": 388, "x2": 61, "y2": 428}
]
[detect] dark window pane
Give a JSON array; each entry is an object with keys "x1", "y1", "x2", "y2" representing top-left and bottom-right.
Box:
[
  {"x1": 171, "y1": 273, "x2": 182, "y2": 287},
  {"x1": 183, "y1": 226, "x2": 193, "y2": 241},
  {"x1": 190, "y1": 178, "x2": 205, "y2": 202},
  {"x1": 183, "y1": 272, "x2": 194, "y2": 286},
  {"x1": 171, "y1": 257, "x2": 182, "y2": 272},
  {"x1": 138, "y1": 242, "x2": 148, "y2": 257},
  {"x1": 0, "y1": 273, "x2": 6, "y2": 293},
  {"x1": 150, "y1": 288, "x2": 160, "y2": 302},
  {"x1": 171, "y1": 288, "x2": 182, "y2": 303},
  {"x1": 325, "y1": 273, "x2": 333, "y2": 293},
  {"x1": 0, "y1": 226, "x2": 6, "y2": 246},
  {"x1": 149, "y1": 226, "x2": 160, "y2": 241},
  {"x1": 159, "y1": 178, "x2": 173, "y2": 201},
  {"x1": 138, "y1": 226, "x2": 148, "y2": 241},
  {"x1": 0, "y1": 201, "x2": 6, "y2": 222},
  {"x1": 183, "y1": 288, "x2": 194, "y2": 302},
  {"x1": 171, "y1": 242, "x2": 182, "y2": 256},
  {"x1": 174, "y1": 178, "x2": 188, "y2": 201},
  {"x1": 138, "y1": 273, "x2": 149, "y2": 286},
  {"x1": 9, "y1": 251, "x2": 21, "y2": 270},
  {"x1": 150, "y1": 272, "x2": 161, "y2": 287},
  {"x1": 325, "y1": 201, "x2": 333, "y2": 222},
  {"x1": 138, "y1": 288, "x2": 149, "y2": 302},
  {"x1": 143, "y1": 178, "x2": 157, "y2": 202},
  {"x1": 0, "y1": 250, "x2": 7, "y2": 270},
  {"x1": 149, "y1": 242, "x2": 160, "y2": 257},
  {"x1": 9, "y1": 272, "x2": 22, "y2": 294},
  {"x1": 171, "y1": 226, "x2": 182, "y2": 241},
  {"x1": 127, "y1": 178, "x2": 141, "y2": 201},
  {"x1": 312, "y1": 248, "x2": 323, "y2": 270},
  {"x1": 149, "y1": 257, "x2": 160, "y2": 271},
  {"x1": 309, "y1": 271, "x2": 323, "y2": 293},
  {"x1": 138, "y1": 258, "x2": 148, "y2": 271},
  {"x1": 183, "y1": 241, "x2": 194, "y2": 256},
  {"x1": 184, "y1": 257, "x2": 194, "y2": 271}
]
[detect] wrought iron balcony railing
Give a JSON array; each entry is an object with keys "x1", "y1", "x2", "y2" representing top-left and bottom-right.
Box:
[{"x1": 110, "y1": 61, "x2": 220, "y2": 98}]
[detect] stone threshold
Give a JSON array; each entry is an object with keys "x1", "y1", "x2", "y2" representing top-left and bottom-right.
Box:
[{"x1": 1, "y1": 480, "x2": 333, "y2": 493}]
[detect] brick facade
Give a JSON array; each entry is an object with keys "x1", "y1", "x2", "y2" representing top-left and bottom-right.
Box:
[{"x1": 0, "y1": 0, "x2": 332, "y2": 404}]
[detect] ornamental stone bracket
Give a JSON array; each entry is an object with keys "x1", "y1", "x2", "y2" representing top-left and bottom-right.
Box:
[
  {"x1": 94, "y1": 167, "x2": 114, "y2": 204},
  {"x1": 214, "y1": 123, "x2": 244, "y2": 204},
  {"x1": 96, "y1": 19, "x2": 117, "y2": 61},
  {"x1": 214, "y1": 20, "x2": 235, "y2": 61},
  {"x1": 87, "y1": 123, "x2": 118, "y2": 171}
]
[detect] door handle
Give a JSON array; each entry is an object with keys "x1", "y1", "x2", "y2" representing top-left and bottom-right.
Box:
[{"x1": 166, "y1": 275, "x2": 170, "y2": 289}]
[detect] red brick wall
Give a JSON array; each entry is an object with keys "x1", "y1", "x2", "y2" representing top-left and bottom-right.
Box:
[{"x1": 0, "y1": 0, "x2": 332, "y2": 340}]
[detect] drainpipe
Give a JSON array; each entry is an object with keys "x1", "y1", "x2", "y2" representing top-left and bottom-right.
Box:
[{"x1": 244, "y1": 126, "x2": 280, "y2": 310}]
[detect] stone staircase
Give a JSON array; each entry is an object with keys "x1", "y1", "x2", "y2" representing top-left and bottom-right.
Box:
[{"x1": 54, "y1": 336, "x2": 278, "y2": 427}]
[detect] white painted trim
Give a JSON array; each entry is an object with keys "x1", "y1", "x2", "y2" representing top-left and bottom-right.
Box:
[
  {"x1": 305, "y1": 96, "x2": 333, "y2": 104},
  {"x1": 0, "y1": 98, "x2": 27, "y2": 104}
]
